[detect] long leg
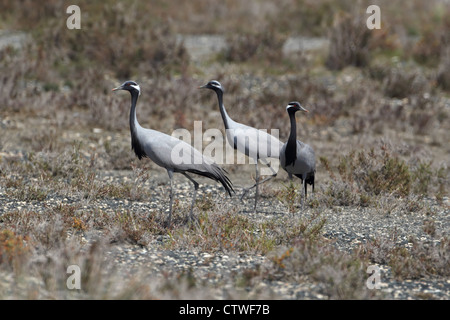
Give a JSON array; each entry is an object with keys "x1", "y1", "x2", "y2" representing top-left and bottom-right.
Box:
[
  {"x1": 254, "y1": 161, "x2": 259, "y2": 212},
  {"x1": 240, "y1": 159, "x2": 277, "y2": 201},
  {"x1": 182, "y1": 172, "x2": 199, "y2": 222},
  {"x1": 166, "y1": 169, "x2": 174, "y2": 227},
  {"x1": 240, "y1": 160, "x2": 258, "y2": 202},
  {"x1": 301, "y1": 176, "x2": 306, "y2": 210},
  {"x1": 257, "y1": 159, "x2": 278, "y2": 190},
  {"x1": 304, "y1": 178, "x2": 308, "y2": 200},
  {"x1": 294, "y1": 173, "x2": 309, "y2": 211}
]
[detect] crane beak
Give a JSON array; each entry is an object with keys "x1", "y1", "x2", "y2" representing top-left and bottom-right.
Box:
[
  {"x1": 198, "y1": 84, "x2": 207, "y2": 89},
  {"x1": 112, "y1": 86, "x2": 122, "y2": 91}
]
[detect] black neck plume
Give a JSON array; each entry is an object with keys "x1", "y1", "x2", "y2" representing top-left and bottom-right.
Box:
[{"x1": 285, "y1": 110, "x2": 297, "y2": 166}]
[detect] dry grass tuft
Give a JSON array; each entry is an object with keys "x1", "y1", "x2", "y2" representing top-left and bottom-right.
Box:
[
  {"x1": 319, "y1": 144, "x2": 448, "y2": 207},
  {"x1": 325, "y1": 11, "x2": 372, "y2": 70}
]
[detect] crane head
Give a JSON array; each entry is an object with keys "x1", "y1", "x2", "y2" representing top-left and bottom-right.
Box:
[
  {"x1": 286, "y1": 101, "x2": 308, "y2": 113},
  {"x1": 199, "y1": 80, "x2": 224, "y2": 93},
  {"x1": 112, "y1": 81, "x2": 141, "y2": 96}
]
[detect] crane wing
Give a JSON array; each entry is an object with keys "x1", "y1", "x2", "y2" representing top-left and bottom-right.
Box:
[
  {"x1": 135, "y1": 128, "x2": 233, "y2": 195},
  {"x1": 227, "y1": 123, "x2": 283, "y2": 160}
]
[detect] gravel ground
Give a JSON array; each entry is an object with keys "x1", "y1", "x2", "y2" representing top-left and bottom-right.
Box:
[{"x1": 1, "y1": 169, "x2": 448, "y2": 300}]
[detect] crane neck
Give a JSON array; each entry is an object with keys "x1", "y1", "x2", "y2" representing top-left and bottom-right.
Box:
[
  {"x1": 215, "y1": 90, "x2": 233, "y2": 130},
  {"x1": 286, "y1": 111, "x2": 297, "y2": 164},
  {"x1": 129, "y1": 90, "x2": 141, "y2": 132},
  {"x1": 288, "y1": 112, "x2": 297, "y2": 144}
]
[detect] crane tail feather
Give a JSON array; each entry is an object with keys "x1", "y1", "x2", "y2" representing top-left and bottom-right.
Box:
[{"x1": 185, "y1": 166, "x2": 234, "y2": 197}]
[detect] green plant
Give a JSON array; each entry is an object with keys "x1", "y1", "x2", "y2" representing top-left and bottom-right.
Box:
[
  {"x1": 319, "y1": 145, "x2": 448, "y2": 208},
  {"x1": 276, "y1": 181, "x2": 299, "y2": 214},
  {"x1": 365, "y1": 153, "x2": 411, "y2": 196},
  {"x1": 331, "y1": 147, "x2": 412, "y2": 197}
]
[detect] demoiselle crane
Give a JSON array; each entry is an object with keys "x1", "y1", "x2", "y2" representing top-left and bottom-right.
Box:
[
  {"x1": 112, "y1": 80, "x2": 233, "y2": 226},
  {"x1": 199, "y1": 80, "x2": 283, "y2": 212},
  {"x1": 280, "y1": 101, "x2": 316, "y2": 209}
]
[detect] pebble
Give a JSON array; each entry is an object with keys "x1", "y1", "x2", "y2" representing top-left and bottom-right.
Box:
[{"x1": 0, "y1": 170, "x2": 448, "y2": 299}]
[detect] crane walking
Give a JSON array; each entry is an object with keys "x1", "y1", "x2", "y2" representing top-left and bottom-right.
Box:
[
  {"x1": 280, "y1": 101, "x2": 316, "y2": 210},
  {"x1": 113, "y1": 80, "x2": 233, "y2": 226},
  {"x1": 200, "y1": 80, "x2": 283, "y2": 212}
]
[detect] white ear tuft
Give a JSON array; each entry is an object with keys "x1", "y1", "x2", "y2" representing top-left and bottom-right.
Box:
[{"x1": 131, "y1": 84, "x2": 141, "y2": 96}]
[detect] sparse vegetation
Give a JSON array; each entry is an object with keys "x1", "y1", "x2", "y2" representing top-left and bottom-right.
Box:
[
  {"x1": 365, "y1": 232, "x2": 450, "y2": 280},
  {"x1": 319, "y1": 145, "x2": 447, "y2": 207},
  {"x1": 326, "y1": 10, "x2": 372, "y2": 70},
  {"x1": 267, "y1": 237, "x2": 375, "y2": 299},
  {"x1": 0, "y1": 0, "x2": 448, "y2": 300},
  {"x1": 224, "y1": 30, "x2": 287, "y2": 64}
]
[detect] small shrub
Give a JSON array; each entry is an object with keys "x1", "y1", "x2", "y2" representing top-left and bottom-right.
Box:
[
  {"x1": 338, "y1": 148, "x2": 411, "y2": 197},
  {"x1": 276, "y1": 181, "x2": 299, "y2": 214},
  {"x1": 382, "y1": 68, "x2": 426, "y2": 99},
  {"x1": 366, "y1": 234, "x2": 450, "y2": 280},
  {"x1": 412, "y1": 9, "x2": 450, "y2": 67},
  {"x1": 267, "y1": 237, "x2": 374, "y2": 299},
  {"x1": 437, "y1": 46, "x2": 450, "y2": 91},
  {"x1": 320, "y1": 145, "x2": 446, "y2": 204},
  {"x1": 195, "y1": 192, "x2": 216, "y2": 212},
  {"x1": 322, "y1": 180, "x2": 359, "y2": 206},
  {"x1": 412, "y1": 161, "x2": 433, "y2": 195},
  {"x1": 109, "y1": 210, "x2": 165, "y2": 246},
  {"x1": 365, "y1": 154, "x2": 411, "y2": 196},
  {"x1": 225, "y1": 30, "x2": 286, "y2": 63},
  {"x1": 326, "y1": 11, "x2": 371, "y2": 70},
  {"x1": 0, "y1": 229, "x2": 30, "y2": 271},
  {"x1": 6, "y1": 183, "x2": 49, "y2": 202},
  {"x1": 412, "y1": 27, "x2": 442, "y2": 67},
  {"x1": 435, "y1": 167, "x2": 447, "y2": 203},
  {"x1": 167, "y1": 210, "x2": 279, "y2": 254},
  {"x1": 423, "y1": 218, "x2": 436, "y2": 237}
]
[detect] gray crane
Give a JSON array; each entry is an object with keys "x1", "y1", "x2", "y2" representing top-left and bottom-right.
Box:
[
  {"x1": 200, "y1": 80, "x2": 283, "y2": 212},
  {"x1": 280, "y1": 101, "x2": 316, "y2": 209},
  {"x1": 113, "y1": 80, "x2": 233, "y2": 226}
]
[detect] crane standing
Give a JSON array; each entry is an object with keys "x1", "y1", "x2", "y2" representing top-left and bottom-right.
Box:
[
  {"x1": 279, "y1": 101, "x2": 316, "y2": 209},
  {"x1": 113, "y1": 80, "x2": 233, "y2": 226},
  {"x1": 200, "y1": 80, "x2": 283, "y2": 212}
]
